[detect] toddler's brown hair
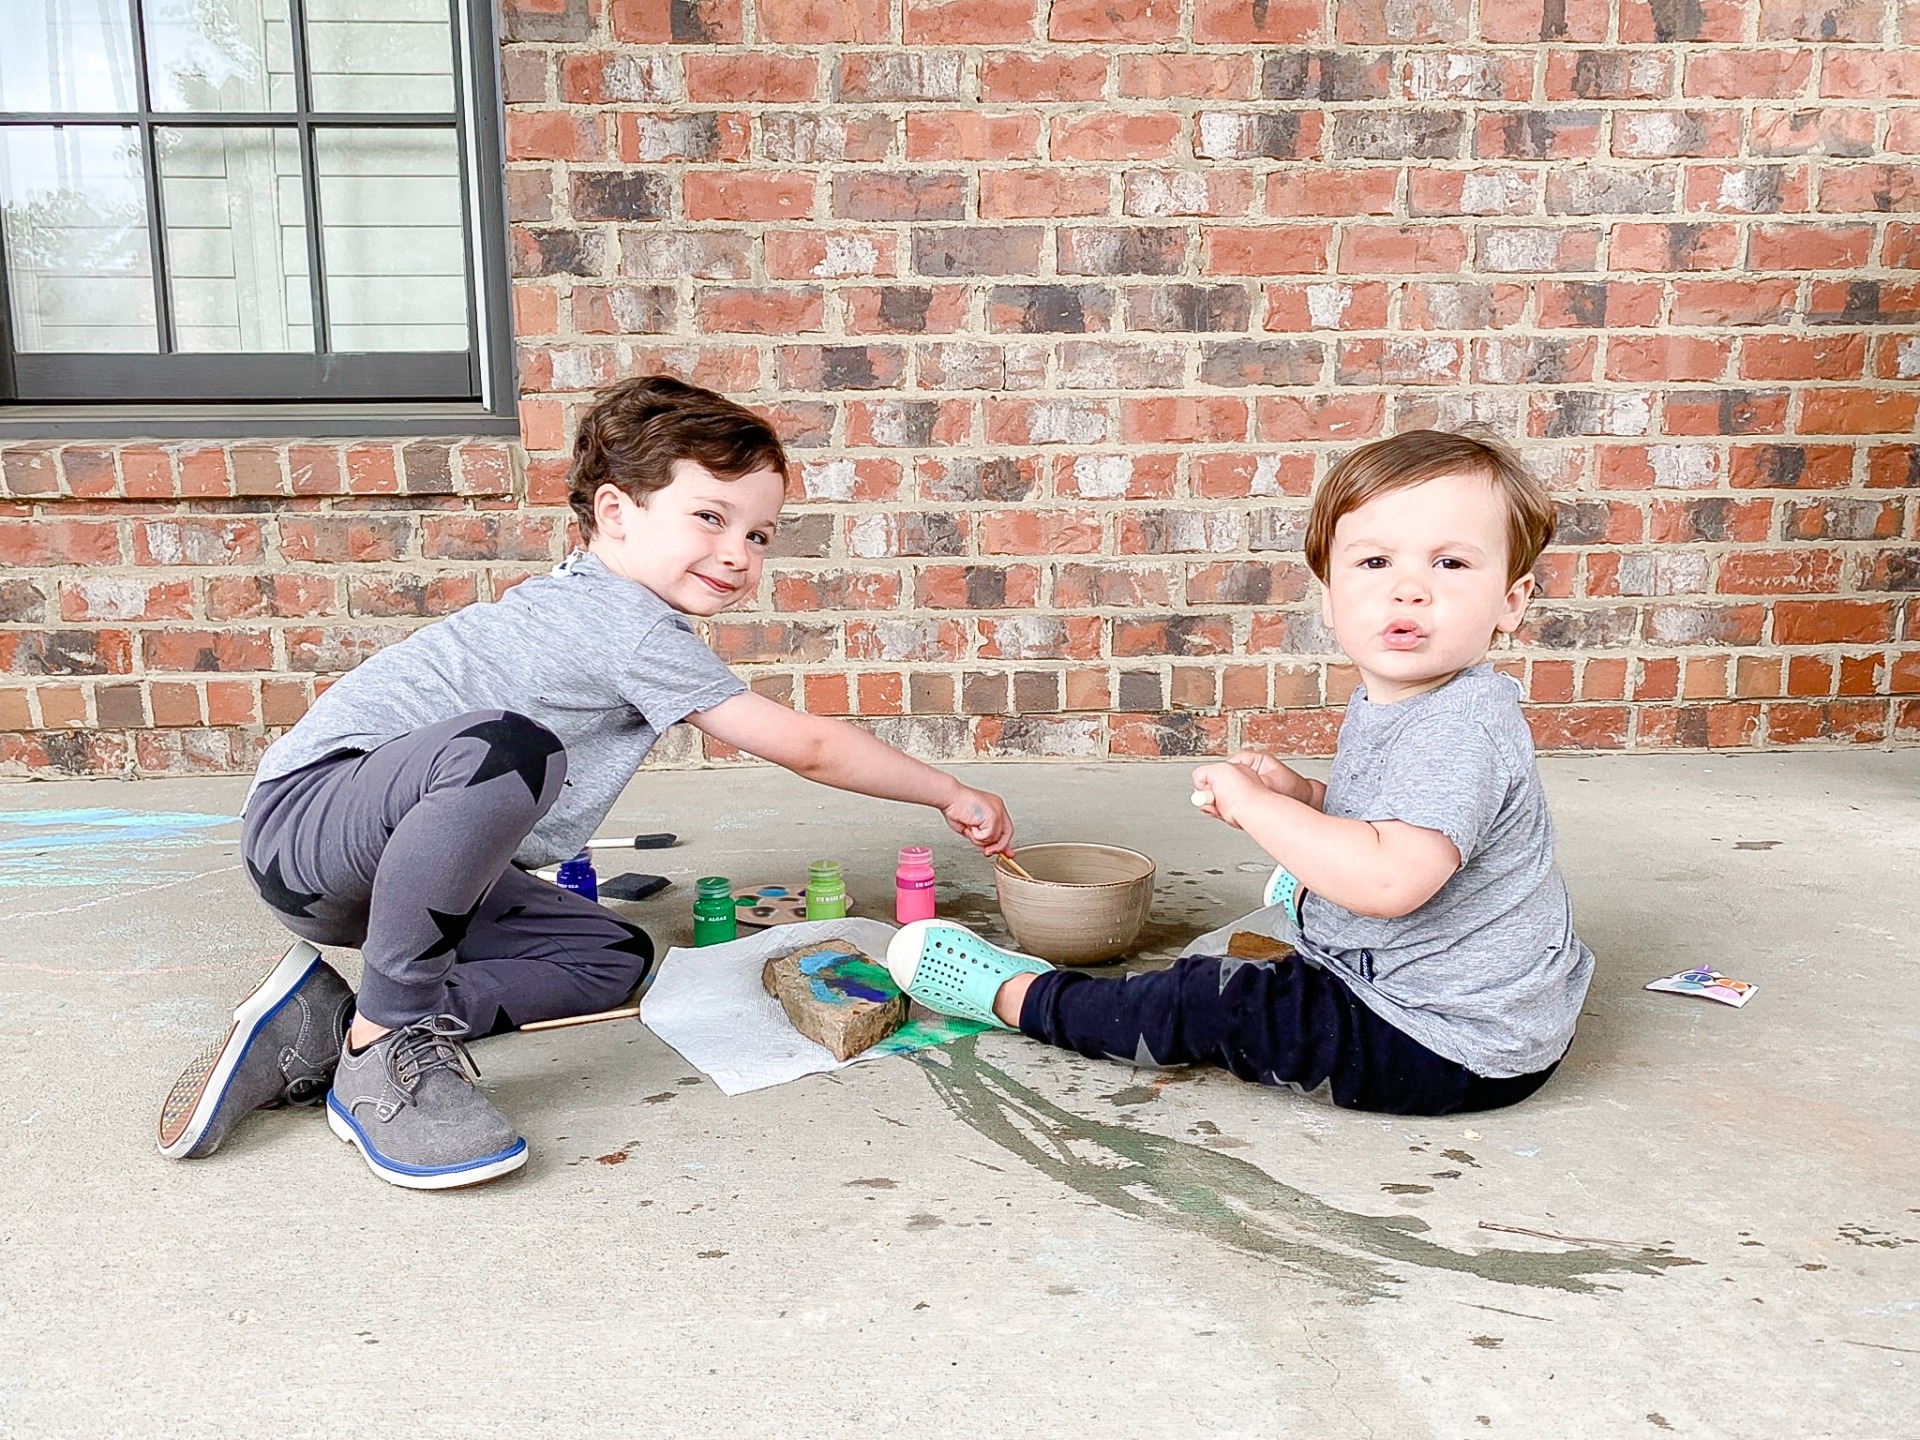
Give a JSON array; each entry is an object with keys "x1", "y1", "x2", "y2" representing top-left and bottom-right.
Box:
[{"x1": 1304, "y1": 427, "x2": 1555, "y2": 585}]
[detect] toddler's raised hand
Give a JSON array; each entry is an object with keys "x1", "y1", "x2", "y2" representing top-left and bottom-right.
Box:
[
  {"x1": 1189, "y1": 760, "x2": 1266, "y2": 829},
  {"x1": 943, "y1": 785, "x2": 1014, "y2": 855}
]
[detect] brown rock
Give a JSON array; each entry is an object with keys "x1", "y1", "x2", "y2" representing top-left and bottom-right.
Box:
[
  {"x1": 1227, "y1": 931, "x2": 1295, "y2": 962},
  {"x1": 761, "y1": 940, "x2": 909, "y2": 1061}
]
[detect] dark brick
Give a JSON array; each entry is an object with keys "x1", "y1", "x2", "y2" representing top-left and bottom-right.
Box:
[
  {"x1": 1128, "y1": 284, "x2": 1252, "y2": 332},
  {"x1": 912, "y1": 227, "x2": 1045, "y2": 277},
  {"x1": 400, "y1": 443, "x2": 454, "y2": 495},
  {"x1": 1200, "y1": 340, "x2": 1323, "y2": 387},
  {"x1": 8, "y1": 631, "x2": 118, "y2": 676},
  {"x1": 1118, "y1": 671, "x2": 1164, "y2": 710},
  {"x1": 987, "y1": 285, "x2": 1112, "y2": 334},
  {"x1": 775, "y1": 513, "x2": 834, "y2": 559},
  {"x1": 1520, "y1": 606, "x2": 1642, "y2": 649},
  {"x1": 1554, "y1": 500, "x2": 1612, "y2": 545},
  {"x1": 95, "y1": 684, "x2": 146, "y2": 728},
  {"x1": 1057, "y1": 226, "x2": 1186, "y2": 276},
  {"x1": 1261, "y1": 50, "x2": 1392, "y2": 101},
  {"x1": 0, "y1": 579, "x2": 48, "y2": 623},
  {"x1": 1331, "y1": 112, "x2": 1464, "y2": 161},
  {"x1": 921, "y1": 456, "x2": 1040, "y2": 502},
  {"x1": 570, "y1": 171, "x2": 671, "y2": 222},
  {"x1": 511, "y1": 228, "x2": 605, "y2": 277},
  {"x1": 1647, "y1": 0, "x2": 1708, "y2": 42},
  {"x1": 878, "y1": 288, "x2": 933, "y2": 331},
  {"x1": 499, "y1": 0, "x2": 591, "y2": 42}
]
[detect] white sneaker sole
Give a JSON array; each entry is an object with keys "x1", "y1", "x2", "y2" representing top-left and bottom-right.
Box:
[
  {"x1": 157, "y1": 940, "x2": 322, "y2": 1159},
  {"x1": 326, "y1": 1096, "x2": 529, "y2": 1191}
]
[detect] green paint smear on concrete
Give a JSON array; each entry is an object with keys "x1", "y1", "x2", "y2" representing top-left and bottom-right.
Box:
[{"x1": 916, "y1": 1035, "x2": 1694, "y2": 1302}]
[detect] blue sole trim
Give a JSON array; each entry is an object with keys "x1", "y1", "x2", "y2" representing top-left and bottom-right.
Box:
[
  {"x1": 326, "y1": 1092, "x2": 527, "y2": 1179},
  {"x1": 162, "y1": 945, "x2": 319, "y2": 1157}
]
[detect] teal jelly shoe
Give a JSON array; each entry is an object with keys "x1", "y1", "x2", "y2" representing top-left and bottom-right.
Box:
[
  {"x1": 884, "y1": 920, "x2": 1053, "y2": 1030},
  {"x1": 1263, "y1": 865, "x2": 1303, "y2": 927}
]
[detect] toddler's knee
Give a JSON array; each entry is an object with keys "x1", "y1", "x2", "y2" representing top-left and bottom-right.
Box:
[{"x1": 589, "y1": 920, "x2": 655, "y2": 1005}]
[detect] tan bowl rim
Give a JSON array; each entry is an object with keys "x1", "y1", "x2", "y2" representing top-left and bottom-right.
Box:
[{"x1": 998, "y1": 842, "x2": 1156, "y2": 889}]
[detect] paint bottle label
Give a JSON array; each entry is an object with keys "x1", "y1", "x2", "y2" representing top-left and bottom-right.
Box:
[
  {"x1": 895, "y1": 845, "x2": 935, "y2": 923},
  {"x1": 693, "y1": 875, "x2": 737, "y2": 946},
  {"x1": 805, "y1": 859, "x2": 847, "y2": 921},
  {"x1": 555, "y1": 850, "x2": 598, "y2": 903}
]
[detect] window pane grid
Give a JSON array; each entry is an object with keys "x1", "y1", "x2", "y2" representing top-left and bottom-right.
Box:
[{"x1": 0, "y1": 0, "x2": 484, "y2": 403}]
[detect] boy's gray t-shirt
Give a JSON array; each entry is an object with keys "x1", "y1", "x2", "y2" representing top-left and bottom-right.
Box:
[
  {"x1": 247, "y1": 552, "x2": 745, "y2": 867},
  {"x1": 1295, "y1": 664, "x2": 1594, "y2": 1078}
]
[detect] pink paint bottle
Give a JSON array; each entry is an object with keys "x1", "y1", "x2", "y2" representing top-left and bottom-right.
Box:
[{"x1": 895, "y1": 845, "x2": 936, "y2": 924}]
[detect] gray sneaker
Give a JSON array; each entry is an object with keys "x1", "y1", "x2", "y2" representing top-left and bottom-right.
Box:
[
  {"x1": 326, "y1": 1016, "x2": 527, "y2": 1189},
  {"x1": 158, "y1": 941, "x2": 354, "y2": 1159}
]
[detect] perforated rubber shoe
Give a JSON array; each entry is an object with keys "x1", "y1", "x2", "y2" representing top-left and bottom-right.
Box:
[
  {"x1": 158, "y1": 941, "x2": 353, "y2": 1159},
  {"x1": 884, "y1": 920, "x2": 1052, "y2": 1030}
]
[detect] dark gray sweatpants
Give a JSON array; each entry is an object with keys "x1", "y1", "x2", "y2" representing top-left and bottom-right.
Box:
[{"x1": 241, "y1": 711, "x2": 653, "y2": 1035}]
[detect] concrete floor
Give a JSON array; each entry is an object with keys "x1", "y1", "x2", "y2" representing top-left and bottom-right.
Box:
[{"x1": 1, "y1": 751, "x2": 1915, "y2": 1439}]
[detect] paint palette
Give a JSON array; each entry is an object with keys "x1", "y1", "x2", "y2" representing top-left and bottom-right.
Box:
[{"x1": 732, "y1": 883, "x2": 856, "y2": 928}]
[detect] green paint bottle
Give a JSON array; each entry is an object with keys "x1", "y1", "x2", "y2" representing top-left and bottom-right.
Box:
[
  {"x1": 693, "y1": 875, "x2": 736, "y2": 946},
  {"x1": 804, "y1": 859, "x2": 847, "y2": 921}
]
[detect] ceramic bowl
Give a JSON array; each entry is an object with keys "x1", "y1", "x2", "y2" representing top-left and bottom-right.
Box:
[{"x1": 992, "y1": 842, "x2": 1155, "y2": 966}]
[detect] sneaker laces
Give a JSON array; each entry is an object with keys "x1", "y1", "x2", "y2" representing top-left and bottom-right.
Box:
[{"x1": 385, "y1": 1015, "x2": 481, "y2": 1103}]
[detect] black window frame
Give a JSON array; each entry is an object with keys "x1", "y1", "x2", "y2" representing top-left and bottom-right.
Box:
[{"x1": 0, "y1": 0, "x2": 517, "y2": 438}]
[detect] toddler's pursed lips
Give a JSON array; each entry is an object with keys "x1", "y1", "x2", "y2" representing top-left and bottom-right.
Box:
[{"x1": 1382, "y1": 620, "x2": 1425, "y2": 650}]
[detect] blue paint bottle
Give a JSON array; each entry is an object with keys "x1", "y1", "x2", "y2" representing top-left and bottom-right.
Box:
[{"x1": 555, "y1": 850, "x2": 598, "y2": 902}]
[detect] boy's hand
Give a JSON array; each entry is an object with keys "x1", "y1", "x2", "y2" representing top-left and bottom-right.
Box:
[
  {"x1": 1225, "y1": 749, "x2": 1316, "y2": 806},
  {"x1": 944, "y1": 785, "x2": 1014, "y2": 854},
  {"x1": 1189, "y1": 761, "x2": 1268, "y2": 829}
]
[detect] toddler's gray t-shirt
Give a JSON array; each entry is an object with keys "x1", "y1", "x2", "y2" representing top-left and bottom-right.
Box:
[
  {"x1": 248, "y1": 551, "x2": 745, "y2": 867},
  {"x1": 1296, "y1": 664, "x2": 1594, "y2": 1078}
]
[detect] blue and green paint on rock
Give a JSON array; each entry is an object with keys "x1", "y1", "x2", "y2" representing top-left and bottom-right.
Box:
[
  {"x1": 0, "y1": 808, "x2": 238, "y2": 889},
  {"x1": 794, "y1": 943, "x2": 991, "y2": 1056}
]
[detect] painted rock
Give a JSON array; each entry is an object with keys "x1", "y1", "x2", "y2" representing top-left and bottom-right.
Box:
[{"x1": 761, "y1": 940, "x2": 908, "y2": 1060}]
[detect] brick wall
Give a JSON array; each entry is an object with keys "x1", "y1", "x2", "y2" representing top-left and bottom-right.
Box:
[{"x1": 4, "y1": 0, "x2": 1919, "y2": 777}]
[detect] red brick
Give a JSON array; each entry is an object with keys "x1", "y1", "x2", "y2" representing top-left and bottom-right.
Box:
[
  {"x1": 1605, "y1": 335, "x2": 1731, "y2": 382},
  {"x1": 1120, "y1": 396, "x2": 1247, "y2": 444},
  {"x1": 1052, "y1": 112, "x2": 1183, "y2": 162},
  {"x1": 979, "y1": 53, "x2": 1108, "y2": 101},
  {"x1": 1749, "y1": 222, "x2": 1873, "y2": 271},
  {"x1": 683, "y1": 55, "x2": 816, "y2": 104},
  {"x1": 1824, "y1": 51, "x2": 1920, "y2": 100},
  {"x1": 696, "y1": 287, "x2": 826, "y2": 335},
  {"x1": 1662, "y1": 389, "x2": 1789, "y2": 436},
  {"x1": 1050, "y1": 0, "x2": 1179, "y2": 40},
  {"x1": 1683, "y1": 49, "x2": 1814, "y2": 100},
  {"x1": 506, "y1": 111, "x2": 599, "y2": 162},
  {"x1": 1255, "y1": 394, "x2": 1385, "y2": 443},
  {"x1": 1774, "y1": 599, "x2": 1896, "y2": 645},
  {"x1": 990, "y1": 169, "x2": 1113, "y2": 219},
  {"x1": 1609, "y1": 222, "x2": 1741, "y2": 272},
  {"x1": 1765, "y1": 699, "x2": 1887, "y2": 744},
  {"x1": 1741, "y1": 333, "x2": 1866, "y2": 381},
  {"x1": 1202, "y1": 226, "x2": 1332, "y2": 275},
  {"x1": 1798, "y1": 388, "x2": 1920, "y2": 435},
  {"x1": 1542, "y1": 47, "x2": 1671, "y2": 98},
  {"x1": 757, "y1": 0, "x2": 888, "y2": 42},
  {"x1": 142, "y1": 629, "x2": 275, "y2": 673},
  {"x1": 1816, "y1": 164, "x2": 1920, "y2": 214},
  {"x1": 905, "y1": 0, "x2": 1037, "y2": 42},
  {"x1": 832, "y1": 173, "x2": 965, "y2": 222},
  {"x1": 1730, "y1": 444, "x2": 1855, "y2": 489},
  {"x1": 1272, "y1": 171, "x2": 1398, "y2": 221},
  {"x1": 1750, "y1": 106, "x2": 1876, "y2": 157},
  {"x1": 0, "y1": 520, "x2": 121, "y2": 566},
  {"x1": 1338, "y1": 225, "x2": 1470, "y2": 273},
  {"x1": 766, "y1": 229, "x2": 897, "y2": 280},
  {"x1": 1718, "y1": 550, "x2": 1844, "y2": 595},
  {"x1": 907, "y1": 112, "x2": 1041, "y2": 162},
  {"x1": 684, "y1": 171, "x2": 812, "y2": 222},
  {"x1": 1120, "y1": 54, "x2": 1251, "y2": 100},
  {"x1": 1194, "y1": 0, "x2": 1324, "y2": 42},
  {"x1": 1670, "y1": 277, "x2": 1799, "y2": 325}
]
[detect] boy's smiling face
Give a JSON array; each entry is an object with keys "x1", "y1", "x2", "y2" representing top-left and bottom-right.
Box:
[
  {"x1": 587, "y1": 459, "x2": 785, "y2": 617},
  {"x1": 1320, "y1": 470, "x2": 1536, "y2": 705}
]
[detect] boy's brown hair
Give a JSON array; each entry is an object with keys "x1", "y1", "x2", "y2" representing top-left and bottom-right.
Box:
[
  {"x1": 567, "y1": 375, "x2": 790, "y2": 538},
  {"x1": 1303, "y1": 427, "x2": 1556, "y2": 585}
]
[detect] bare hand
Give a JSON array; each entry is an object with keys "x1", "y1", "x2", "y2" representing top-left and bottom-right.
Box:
[
  {"x1": 944, "y1": 786, "x2": 1014, "y2": 854},
  {"x1": 1226, "y1": 749, "x2": 1314, "y2": 805},
  {"x1": 1189, "y1": 761, "x2": 1267, "y2": 830}
]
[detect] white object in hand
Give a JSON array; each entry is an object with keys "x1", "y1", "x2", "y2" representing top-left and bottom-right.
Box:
[{"x1": 1190, "y1": 789, "x2": 1212, "y2": 807}]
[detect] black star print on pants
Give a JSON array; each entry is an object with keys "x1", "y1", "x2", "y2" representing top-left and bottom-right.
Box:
[
  {"x1": 402, "y1": 891, "x2": 489, "y2": 970},
  {"x1": 455, "y1": 717, "x2": 564, "y2": 803},
  {"x1": 247, "y1": 852, "x2": 324, "y2": 918}
]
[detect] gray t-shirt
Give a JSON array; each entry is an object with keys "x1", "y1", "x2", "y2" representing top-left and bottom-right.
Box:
[
  {"x1": 1296, "y1": 664, "x2": 1594, "y2": 1078},
  {"x1": 248, "y1": 552, "x2": 745, "y2": 866}
]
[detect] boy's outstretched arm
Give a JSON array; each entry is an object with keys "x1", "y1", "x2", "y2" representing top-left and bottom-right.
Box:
[
  {"x1": 687, "y1": 691, "x2": 1014, "y2": 853},
  {"x1": 1192, "y1": 760, "x2": 1457, "y2": 919}
]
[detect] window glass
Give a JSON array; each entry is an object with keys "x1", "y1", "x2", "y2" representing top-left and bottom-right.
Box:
[
  {"x1": 0, "y1": 125, "x2": 155, "y2": 353},
  {"x1": 157, "y1": 127, "x2": 311, "y2": 352},
  {"x1": 144, "y1": 0, "x2": 297, "y2": 114},
  {"x1": 1, "y1": 2, "x2": 140, "y2": 113},
  {"x1": 316, "y1": 128, "x2": 466, "y2": 351},
  {"x1": 306, "y1": 0, "x2": 455, "y2": 113}
]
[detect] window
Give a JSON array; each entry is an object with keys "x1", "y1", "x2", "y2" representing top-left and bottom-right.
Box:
[{"x1": 0, "y1": 0, "x2": 513, "y2": 424}]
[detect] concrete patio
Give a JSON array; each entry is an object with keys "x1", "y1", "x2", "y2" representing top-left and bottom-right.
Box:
[{"x1": 1, "y1": 751, "x2": 1914, "y2": 1438}]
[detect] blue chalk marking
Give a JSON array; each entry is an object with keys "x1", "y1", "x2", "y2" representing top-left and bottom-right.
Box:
[{"x1": 0, "y1": 808, "x2": 239, "y2": 889}]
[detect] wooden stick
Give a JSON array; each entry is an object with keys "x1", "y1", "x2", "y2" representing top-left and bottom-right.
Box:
[
  {"x1": 520, "y1": 1004, "x2": 641, "y2": 1032},
  {"x1": 997, "y1": 853, "x2": 1040, "y2": 883}
]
